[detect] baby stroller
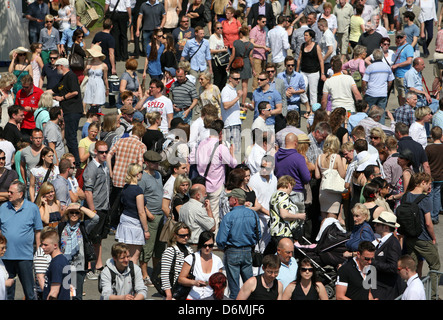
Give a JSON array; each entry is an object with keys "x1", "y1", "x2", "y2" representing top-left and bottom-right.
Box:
[{"x1": 294, "y1": 223, "x2": 350, "y2": 299}]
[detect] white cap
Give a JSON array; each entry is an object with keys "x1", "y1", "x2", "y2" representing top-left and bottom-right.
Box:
[{"x1": 54, "y1": 58, "x2": 69, "y2": 67}]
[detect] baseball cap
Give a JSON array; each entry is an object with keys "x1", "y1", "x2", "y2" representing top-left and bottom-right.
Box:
[{"x1": 54, "y1": 58, "x2": 69, "y2": 67}]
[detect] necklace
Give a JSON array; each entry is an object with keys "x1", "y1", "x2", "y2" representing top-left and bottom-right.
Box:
[{"x1": 262, "y1": 277, "x2": 273, "y2": 292}]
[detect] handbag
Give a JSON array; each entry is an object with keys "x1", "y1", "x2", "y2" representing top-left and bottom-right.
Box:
[
  {"x1": 231, "y1": 42, "x2": 251, "y2": 69},
  {"x1": 320, "y1": 154, "x2": 346, "y2": 193},
  {"x1": 171, "y1": 253, "x2": 195, "y2": 300},
  {"x1": 214, "y1": 51, "x2": 230, "y2": 67},
  {"x1": 69, "y1": 44, "x2": 85, "y2": 70},
  {"x1": 193, "y1": 142, "x2": 219, "y2": 186},
  {"x1": 151, "y1": 246, "x2": 178, "y2": 297},
  {"x1": 80, "y1": 224, "x2": 97, "y2": 262},
  {"x1": 159, "y1": 214, "x2": 177, "y2": 243},
  {"x1": 83, "y1": 0, "x2": 100, "y2": 29}
]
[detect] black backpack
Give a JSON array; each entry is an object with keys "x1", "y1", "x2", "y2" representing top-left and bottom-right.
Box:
[
  {"x1": 98, "y1": 261, "x2": 136, "y2": 295},
  {"x1": 396, "y1": 193, "x2": 426, "y2": 238}
]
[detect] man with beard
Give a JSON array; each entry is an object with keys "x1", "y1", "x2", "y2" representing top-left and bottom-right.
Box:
[{"x1": 46, "y1": 58, "x2": 83, "y2": 167}]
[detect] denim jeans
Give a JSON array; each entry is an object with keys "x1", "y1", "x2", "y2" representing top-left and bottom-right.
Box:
[
  {"x1": 224, "y1": 247, "x2": 253, "y2": 299},
  {"x1": 174, "y1": 109, "x2": 192, "y2": 124},
  {"x1": 431, "y1": 181, "x2": 443, "y2": 223},
  {"x1": 365, "y1": 95, "x2": 388, "y2": 124},
  {"x1": 3, "y1": 259, "x2": 36, "y2": 300},
  {"x1": 64, "y1": 112, "x2": 82, "y2": 166}
]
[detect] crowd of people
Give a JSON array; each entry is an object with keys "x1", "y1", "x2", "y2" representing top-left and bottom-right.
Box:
[{"x1": 1, "y1": 0, "x2": 443, "y2": 301}]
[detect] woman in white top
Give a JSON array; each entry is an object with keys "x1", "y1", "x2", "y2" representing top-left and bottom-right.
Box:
[
  {"x1": 409, "y1": 106, "x2": 432, "y2": 149},
  {"x1": 0, "y1": 72, "x2": 16, "y2": 128},
  {"x1": 29, "y1": 146, "x2": 60, "y2": 203},
  {"x1": 319, "y1": 2, "x2": 337, "y2": 34},
  {"x1": 57, "y1": 0, "x2": 73, "y2": 35},
  {"x1": 365, "y1": 37, "x2": 395, "y2": 66},
  {"x1": 198, "y1": 71, "x2": 222, "y2": 117},
  {"x1": 30, "y1": 43, "x2": 44, "y2": 88},
  {"x1": 178, "y1": 231, "x2": 224, "y2": 300},
  {"x1": 209, "y1": 21, "x2": 229, "y2": 91},
  {"x1": 0, "y1": 234, "x2": 15, "y2": 300}
]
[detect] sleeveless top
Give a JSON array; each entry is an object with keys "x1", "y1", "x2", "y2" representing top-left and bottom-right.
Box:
[
  {"x1": 300, "y1": 43, "x2": 320, "y2": 73},
  {"x1": 290, "y1": 281, "x2": 320, "y2": 300},
  {"x1": 247, "y1": 275, "x2": 279, "y2": 300}
]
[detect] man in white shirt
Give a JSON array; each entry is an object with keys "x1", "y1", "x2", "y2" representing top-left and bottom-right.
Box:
[
  {"x1": 248, "y1": 155, "x2": 278, "y2": 253},
  {"x1": 246, "y1": 129, "x2": 273, "y2": 176},
  {"x1": 266, "y1": 15, "x2": 290, "y2": 73},
  {"x1": 105, "y1": 0, "x2": 132, "y2": 61},
  {"x1": 398, "y1": 254, "x2": 426, "y2": 300},
  {"x1": 136, "y1": 79, "x2": 173, "y2": 135},
  {"x1": 318, "y1": 18, "x2": 336, "y2": 70},
  {"x1": 221, "y1": 70, "x2": 242, "y2": 160},
  {"x1": 251, "y1": 101, "x2": 272, "y2": 133}
]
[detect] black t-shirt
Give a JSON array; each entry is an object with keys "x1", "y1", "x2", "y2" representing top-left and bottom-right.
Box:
[
  {"x1": 52, "y1": 70, "x2": 83, "y2": 114},
  {"x1": 3, "y1": 122, "x2": 29, "y2": 149},
  {"x1": 142, "y1": 129, "x2": 165, "y2": 152},
  {"x1": 92, "y1": 31, "x2": 115, "y2": 70},
  {"x1": 336, "y1": 258, "x2": 371, "y2": 300},
  {"x1": 397, "y1": 136, "x2": 428, "y2": 173}
]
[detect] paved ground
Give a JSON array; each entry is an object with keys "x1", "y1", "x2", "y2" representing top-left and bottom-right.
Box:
[{"x1": 7, "y1": 11, "x2": 443, "y2": 299}]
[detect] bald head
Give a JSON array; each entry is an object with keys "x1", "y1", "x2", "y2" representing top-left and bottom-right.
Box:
[
  {"x1": 277, "y1": 237, "x2": 294, "y2": 265},
  {"x1": 285, "y1": 133, "x2": 298, "y2": 149},
  {"x1": 189, "y1": 183, "x2": 206, "y2": 200},
  {"x1": 278, "y1": 237, "x2": 294, "y2": 250}
]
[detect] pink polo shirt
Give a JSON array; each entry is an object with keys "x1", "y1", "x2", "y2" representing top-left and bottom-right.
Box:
[{"x1": 250, "y1": 25, "x2": 267, "y2": 60}]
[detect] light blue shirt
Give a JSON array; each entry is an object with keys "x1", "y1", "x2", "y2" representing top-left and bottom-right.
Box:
[
  {"x1": 277, "y1": 257, "x2": 298, "y2": 290},
  {"x1": 348, "y1": 112, "x2": 368, "y2": 134},
  {"x1": 252, "y1": 86, "x2": 283, "y2": 125},
  {"x1": 182, "y1": 38, "x2": 211, "y2": 72},
  {"x1": 404, "y1": 67, "x2": 423, "y2": 92},
  {"x1": 277, "y1": 71, "x2": 305, "y2": 106},
  {"x1": 432, "y1": 110, "x2": 443, "y2": 129},
  {"x1": 362, "y1": 60, "x2": 395, "y2": 98},
  {"x1": 60, "y1": 27, "x2": 90, "y2": 48},
  {"x1": 0, "y1": 200, "x2": 43, "y2": 260}
]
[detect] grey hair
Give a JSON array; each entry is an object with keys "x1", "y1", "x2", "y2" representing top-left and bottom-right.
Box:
[
  {"x1": 372, "y1": 49, "x2": 384, "y2": 61},
  {"x1": 368, "y1": 105, "x2": 384, "y2": 119},
  {"x1": 10, "y1": 180, "x2": 26, "y2": 197}
]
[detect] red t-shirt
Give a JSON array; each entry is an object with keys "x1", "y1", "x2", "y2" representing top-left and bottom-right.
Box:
[
  {"x1": 15, "y1": 85, "x2": 44, "y2": 130},
  {"x1": 222, "y1": 18, "x2": 241, "y2": 49}
]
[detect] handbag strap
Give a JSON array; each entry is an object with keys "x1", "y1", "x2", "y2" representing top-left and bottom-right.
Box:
[
  {"x1": 328, "y1": 154, "x2": 336, "y2": 170},
  {"x1": 189, "y1": 40, "x2": 204, "y2": 61},
  {"x1": 203, "y1": 142, "x2": 219, "y2": 178}
]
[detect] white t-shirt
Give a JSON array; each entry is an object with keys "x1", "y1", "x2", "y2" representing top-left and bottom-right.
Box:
[
  {"x1": 142, "y1": 95, "x2": 174, "y2": 135},
  {"x1": 163, "y1": 175, "x2": 176, "y2": 201},
  {"x1": 320, "y1": 29, "x2": 336, "y2": 64},
  {"x1": 184, "y1": 251, "x2": 224, "y2": 300},
  {"x1": 409, "y1": 121, "x2": 427, "y2": 149},
  {"x1": 220, "y1": 84, "x2": 241, "y2": 127},
  {"x1": 323, "y1": 73, "x2": 357, "y2": 112}
]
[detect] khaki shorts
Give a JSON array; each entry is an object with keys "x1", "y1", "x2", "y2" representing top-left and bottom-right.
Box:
[{"x1": 394, "y1": 77, "x2": 406, "y2": 99}]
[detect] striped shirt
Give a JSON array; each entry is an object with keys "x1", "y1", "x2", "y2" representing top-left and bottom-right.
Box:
[
  {"x1": 170, "y1": 79, "x2": 198, "y2": 109},
  {"x1": 160, "y1": 245, "x2": 193, "y2": 291},
  {"x1": 108, "y1": 136, "x2": 147, "y2": 188}
]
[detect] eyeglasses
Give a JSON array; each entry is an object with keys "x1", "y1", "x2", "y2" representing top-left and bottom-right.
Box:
[
  {"x1": 202, "y1": 243, "x2": 214, "y2": 249},
  {"x1": 97, "y1": 150, "x2": 108, "y2": 154},
  {"x1": 257, "y1": 78, "x2": 267, "y2": 81},
  {"x1": 45, "y1": 190, "x2": 55, "y2": 195},
  {"x1": 176, "y1": 233, "x2": 190, "y2": 238},
  {"x1": 301, "y1": 267, "x2": 314, "y2": 272},
  {"x1": 363, "y1": 257, "x2": 373, "y2": 262},
  {"x1": 382, "y1": 43, "x2": 390, "y2": 46},
  {"x1": 396, "y1": 35, "x2": 404, "y2": 39}
]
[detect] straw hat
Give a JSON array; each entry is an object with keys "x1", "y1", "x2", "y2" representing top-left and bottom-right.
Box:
[
  {"x1": 373, "y1": 211, "x2": 400, "y2": 229},
  {"x1": 86, "y1": 44, "x2": 105, "y2": 60},
  {"x1": 297, "y1": 133, "x2": 311, "y2": 144},
  {"x1": 9, "y1": 47, "x2": 32, "y2": 62}
]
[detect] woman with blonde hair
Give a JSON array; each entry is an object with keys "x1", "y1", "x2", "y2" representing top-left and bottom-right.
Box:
[
  {"x1": 0, "y1": 72, "x2": 17, "y2": 128},
  {"x1": 34, "y1": 91, "x2": 53, "y2": 130},
  {"x1": 409, "y1": 106, "x2": 433, "y2": 149},
  {"x1": 198, "y1": 71, "x2": 222, "y2": 117},
  {"x1": 160, "y1": 222, "x2": 193, "y2": 300},
  {"x1": 142, "y1": 111, "x2": 165, "y2": 153},
  {"x1": 315, "y1": 134, "x2": 346, "y2": 222},
  {"x1": 35, "y1": 181, "x2": 62, "y2": 227},
  {"x1": 115, "y1": 163, "x2": 154, "y2": 265},
  {"x1": 99, "y1": 112, "x2": 121, "y2": 149},
  {"x1": 369, "y1": 127, "x2": 387, "y2": 148},
  {"x1": 171, "y1": 174, "x2": 191, "y2": 221},
  {"x1": 343, "y1": 203, "x2": 375, "y2": 257}
]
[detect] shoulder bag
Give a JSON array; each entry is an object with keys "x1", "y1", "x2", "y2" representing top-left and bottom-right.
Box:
[
  {"x1": 320, "y1": 154, "x2": 346, "y2": 193},
  {"x1": 194, "y1": 142, "x2": 219, "y2": 186},
  {"x1": 251, "y1": 213, "x2": 263, "y2": 267},
  {"x1": 231, "y1": 42, "x2": 251, "y2": 69},
  {"x1": 171, "y1": 252, "x2": 195, "y2": 300},
  {"x1": 69, "y1": 44, "x2": 85, "y2": 71}
]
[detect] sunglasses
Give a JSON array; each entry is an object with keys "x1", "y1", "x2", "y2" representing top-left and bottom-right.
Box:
[
  {"x1": 176, "y1": 233, "x2": 190, "y2": 238},
  {"x1": 216, "y1": 27, "x2": 223, "y2": 29},
  {"x1": 286, "y1": 64, "x2": 295, "y2": 67},
  {"x1": 17, "y1": 53, "x2": 26, "y2": 56},
  {"x1": 363, "y1": 257, "x2": 373, "y2": 262},
  {"x1": 266, "y1": 70, "x2": 275, "y2": 73},
  {"x1": 46, "y1": 20, "x2": 54, "y2": 23},
  {"x1": 369, "y1": 136, "x2": 380, "y2": 139},
  {"x1": 257, "y1": 78, "x2": 267, "y2": 81},
  {"x1": 301, "y1": 267, "x2": 314, "y2": 272},
  {"x1": 231, "y1": 77, "x2": 241, "y2": 81},
  {"x1": 97, "y1": 150, "x2": 109, "y2": 154},
  {"x1": 49, "y1": 57, "x2": 58, "y2": 60},
  {"x1": 0, "y1": 157, "x2": 5, "y2": 161},
  {"x1": 202, "y1": 243, "x2": 214, "y2": 249},
  {"x1": 69, "y1": 211, "x2": 81, "y2": 215}
]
